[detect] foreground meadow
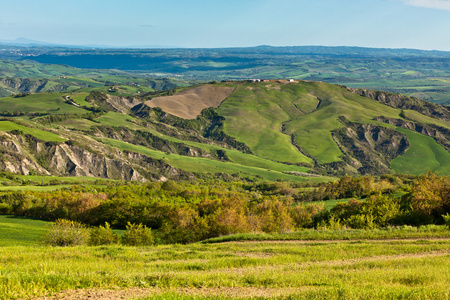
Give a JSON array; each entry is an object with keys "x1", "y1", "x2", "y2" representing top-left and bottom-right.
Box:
[{"x1": 1, "y1": 237, "x2": 449, "y2": 300}]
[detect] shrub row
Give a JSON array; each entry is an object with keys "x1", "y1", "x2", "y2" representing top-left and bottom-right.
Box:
[
  {"x1": 1, "y1": 173, "x2": 449, "y2": 244},
  {"x1": 44, "y1": 219, "x2": 154, "y2": 246}
]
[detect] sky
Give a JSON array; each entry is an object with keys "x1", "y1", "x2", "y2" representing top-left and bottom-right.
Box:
[{"x1": 1, "y1": 0, "x2": 450, "y2": 50}]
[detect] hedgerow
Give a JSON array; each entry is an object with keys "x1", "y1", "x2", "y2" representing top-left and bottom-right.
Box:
[{"x1": 1, "y1": 173, "x2": 448, "y2": 244}]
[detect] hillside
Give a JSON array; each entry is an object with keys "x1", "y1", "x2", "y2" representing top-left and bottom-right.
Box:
[
  {"x1": 0, "y1": 60, "x2": 191, "y2": 98},
  {"x1": 0, "y1": 80, "x2": 448, "y2": 183}
]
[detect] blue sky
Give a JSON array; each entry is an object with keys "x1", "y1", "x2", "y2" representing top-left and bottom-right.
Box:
[{"x1": 1, "y1": 0, "x2": 450, "y2": 50}]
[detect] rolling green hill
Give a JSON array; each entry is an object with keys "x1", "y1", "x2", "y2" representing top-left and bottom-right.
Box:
[
  {"x1": 0, "y1": 60, "x2": 191, "y2": 98},
  {"x1": 390, "y1": 128, "x2": 450, "y2": 175},
  {"x1": 0, "y1": 79, "x2": 448, "y2": 184}
]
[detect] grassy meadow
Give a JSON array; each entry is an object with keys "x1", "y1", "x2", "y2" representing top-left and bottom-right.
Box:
[
  {"x1": 0, "y1": 226, "x2": 449, "y2": 299},
  {"x1": 0, "y1": 51, "x2": 449, "y2": 300},
  {"x1": 100, "y1": 138, "x2": 316, "y2": 182},
  {"x1": 390, "y1": 128, "x2": 450, "y2": 175},
  {"x1": 0, "y1": 120, "x2": 66, "y2": 142},
  {"x1": 0, "y1": 215, "x2": 48, "y2": 246},
  {"x1": 217, "y1": 81, "x2": 404, "y2": 165},
  {"x1": 0, "y1": 93, "x2": 86, "y2": 115}
]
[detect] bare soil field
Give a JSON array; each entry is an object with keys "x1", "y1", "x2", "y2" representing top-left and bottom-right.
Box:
[{"x1": 144, "y1": 85, "x2": 235, "y2": 119}]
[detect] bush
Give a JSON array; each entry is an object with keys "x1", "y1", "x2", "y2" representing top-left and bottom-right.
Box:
[
  {"x1": 121, "y1": 222, "x2": 155, "y2": 246},
  {"x1": 43, "y1": 219, "x2": 89, "y2": 246},
  {"x1": 0, "y1": 203, "x2": 11, "y2": 214},
  {"x1": 89, "y1": 222, "x2": 119, "y2": 245},
  {"x1": 443, "y1": 214, "x2": 450, "y2": 229}
]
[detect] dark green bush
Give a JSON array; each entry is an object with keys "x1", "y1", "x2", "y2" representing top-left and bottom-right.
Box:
[
  {"x1": 443, "y1": 214, "x2": 450, "y2": 229},
  {"x1": 89, "y1": 222, "x2": 119, "y2": 245},
  {"x1": 0, "y1": 203, "x2": 11, "y2": 214},
  {"x1": 43, "y1": 219, "x2": 89, "y2": 246},
  {"x1": 121, "y1": 222, "x2": 155, "y2": 246}
]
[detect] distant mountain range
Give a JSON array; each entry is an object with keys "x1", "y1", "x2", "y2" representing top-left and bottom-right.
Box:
[{"x1": 0, "y1": 38, "x2": 179, "y2": 49}]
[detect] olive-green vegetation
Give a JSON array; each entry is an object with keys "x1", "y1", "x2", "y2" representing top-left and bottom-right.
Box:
[
  {"x1": 1, "y1": 173, "x2": 448, "y2": 245},
  {"x1": 0, "y1": 172, "x2": 448, "y2": 299},
  {"x1": 0, "y1": 47, "x2": 449, "y2": 300}
]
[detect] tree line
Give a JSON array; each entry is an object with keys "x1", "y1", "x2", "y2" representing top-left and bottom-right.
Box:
[{"x1": 0, "y1": 173, "x2": 448, "y2": 244}]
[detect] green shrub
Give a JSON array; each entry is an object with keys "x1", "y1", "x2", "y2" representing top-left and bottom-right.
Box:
[
  {"x1": 442, "y1": 213, "x2": 450, "y2": 229},
  {"x1": 89, "y1": 222, "x2": 119, "y2": 245},
  {"x1": 43, "y1": 219, "x2": 89, "y2": 246},
  {"x1": 0, "y1": 203, "x2": 11, "y2": 214},
  {"x1": 121, "y1": 222, "x2": 155, "y2": 246}
]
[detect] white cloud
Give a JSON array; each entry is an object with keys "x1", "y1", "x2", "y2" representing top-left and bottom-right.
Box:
[{"x1": 403, "y1": 0, "x2": 450, "y2": 11}]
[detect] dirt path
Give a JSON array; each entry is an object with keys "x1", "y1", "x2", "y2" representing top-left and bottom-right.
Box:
[
  {"x1": 33, "y1": 287, "x2": 316, "y2": 300},
  {"x1": 224, "y1": 237, "x2": 450, "y2": 244}
]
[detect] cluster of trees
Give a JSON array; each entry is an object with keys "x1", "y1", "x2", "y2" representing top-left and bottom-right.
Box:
[{"x1": 0, "y1": 173, "x2": 448, "y2": 244}]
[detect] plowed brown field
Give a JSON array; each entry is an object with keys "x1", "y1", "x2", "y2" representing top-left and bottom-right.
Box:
[{"x1": 144, "y1": 85, "x2": 235, "y2": 119}]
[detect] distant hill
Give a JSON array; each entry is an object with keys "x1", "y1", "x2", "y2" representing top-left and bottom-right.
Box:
[
  {"x1": 1, "y1": 45, "x2": 450, "y2": 105},
  {"x1": 0, "y1": 60, "x2": 191, "y2": 97},
  {"x1": 0, "y1": 80, "x2": 448, "y2": 182}
]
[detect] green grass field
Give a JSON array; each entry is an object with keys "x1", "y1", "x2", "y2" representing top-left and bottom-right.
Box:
[
  {"x1": 403, "y1": 110, "x2": 450, "y2": 130},
  {"x1": 0, "y1": 214, "x2": 449, "y2": 299},
  {"x1": 0, "y1": 93, "x2": 86, "y2": 115},
  {"x1": 67, "y1": 92, "x2": 91, "y2": 107},
  {"x1": 390, "y1": 128, "x2": 450, "y2": 175},
  {"x1": 100, "y1": 138, "x2": 323, "y2": 182},
  {"x1": 218, "y1": 81, "x2": 405, "y2": 165},
  {"x1": 217, "y1": 83, "x2": 313, "y2": 164},
  {"x1": 0, "y1": 174, "x2": 115, "y2": 191},
  {"x1": 0, "y1": 79, "x2": 448, "y2": 181},
  {"x1": 0, "y1": 233, "x2": 449, "y2": 299},
  {"x1": 0, "y1": 215, "x2": 48, "y2": 246},
  {"x1": 284, "y1": 82, "x2": 402, "y2": 163},
  {"x1": 0, "y1": 185, "x2": 74, "y2": 192},
  {"x1": 94, "y1": 112, "x2": 315, "y2": 176},
  {"x1": 0, "y1": 120, "x2": 66, "y2": 142}
]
